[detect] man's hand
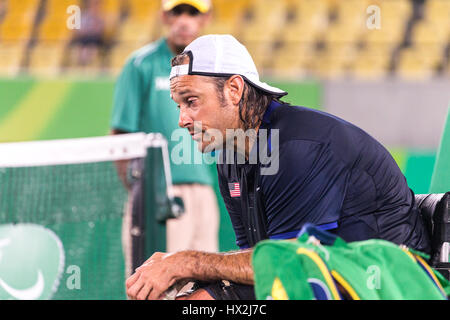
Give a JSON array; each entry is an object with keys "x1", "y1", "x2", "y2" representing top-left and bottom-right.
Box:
[
  {"x1": 126, "y1": 252, "x2": 181, "y2": 300},
  {"x1": 126, "y1": 249, "x2": 254, "y2": 300}
]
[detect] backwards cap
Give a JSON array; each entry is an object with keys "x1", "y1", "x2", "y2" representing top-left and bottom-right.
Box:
[{"x1": 170, "y1": 34, "x2": 287, "y2": 97}]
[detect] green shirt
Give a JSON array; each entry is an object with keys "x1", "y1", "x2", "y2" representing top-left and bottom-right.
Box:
[{"x1": 111, "y1": 38, "x2": 213, "y2": 186}]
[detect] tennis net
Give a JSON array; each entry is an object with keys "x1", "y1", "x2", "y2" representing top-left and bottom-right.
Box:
[{"x1": 0, "y1": 133, "x2": 175, "y2": 300}]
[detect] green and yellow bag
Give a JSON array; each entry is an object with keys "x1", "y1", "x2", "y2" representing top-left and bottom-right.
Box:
[{"x1": 252, "y1": 224, "x2": 450, "y2": 300}]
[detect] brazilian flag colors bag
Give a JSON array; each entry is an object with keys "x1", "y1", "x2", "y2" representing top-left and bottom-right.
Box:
[{"x1": 252, "y1": 224, "x2": 450, "y2": 300}]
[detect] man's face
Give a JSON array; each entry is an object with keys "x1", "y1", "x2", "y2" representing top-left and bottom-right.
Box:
[
  {"x1": 170, "y1": 74, "x2": 240, "y2": 153},
  {"x1": 163, "y1": 5, "x2": 210, "y2": 50}
]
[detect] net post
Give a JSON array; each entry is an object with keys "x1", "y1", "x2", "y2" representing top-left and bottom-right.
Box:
[{"x1": 128, "y1": 158, "x2": 147, "y2": 272}]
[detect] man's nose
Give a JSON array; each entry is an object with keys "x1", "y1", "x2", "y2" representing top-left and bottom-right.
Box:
[
  {"x1": 178, "y1": 107, "x2": 193, "y2": 129},
  {"x1": 175, "y1": 13, "x2": 194, "y2": 27}
]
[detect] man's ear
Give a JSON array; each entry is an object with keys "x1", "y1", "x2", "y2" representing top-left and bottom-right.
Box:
[
  {"x1": 226, "y1": 75, "x2": 245, "y2": 106},
  {"x1": 161, "y1": 10, "x2": 169, "y2": 25},
  {"x1": 201, "y1": 11, "x2": 213, "y2": 27}
]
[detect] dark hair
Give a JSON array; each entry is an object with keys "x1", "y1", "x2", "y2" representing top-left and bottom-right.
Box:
[
  {"x1": 213, "y1": 77, "x2": 280, "y2": 130},
  {"x1": 171, "y1": 53, "x2": 282, "y2": 130}
]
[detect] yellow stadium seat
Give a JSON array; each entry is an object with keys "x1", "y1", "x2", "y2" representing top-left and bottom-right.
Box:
[
  {"x1": 377, "y1": 0, "x2": 412, "y2": 18},
  {"x1": 396, "y1": 46, "x2": 441, "y2": 80},
  {"x1": 0, "y1": 0, "x2": 40, "y2": 41},
  {"x1": 351, "y1": 60, "x2": 389, "y2": 79},
  {"x1": 38, "y1": 18, "x2": 76, "y2": 42},
  {"x1": 116, "y1": 19, "x2": 155, "y2": 44},
  {"x1": 271, "y1": 43, "x2": 314, "y2": 79},
  {"x1": 273, "y1": 41, "x2": 319, "y2": 77},
  {"x1": 311, "y1": 43, "x2": 357, "y2": 79},
  {"x1": 116, "y1": 0, "x2": 159, "y2": 43},
  {"x1": 64, "y1": 44, "x2": 104, "y2": 75},
  {"x1": 426, "y1": 0, "x2": 450, "y2": 19},
  {"x1": 239, "y1": 0, "x2": 286, "y2": 44},
  {"x1": 323, "y1": 23, "x2": 362, "y2": 44},
  {"x1": 209, "y1": 0, "x2": 250, "y2": 25},
  {"x1": 27, "y1": 42, "x2": 67, "y2": 76},
  {"x1": 243, "y1": 40, "x2": 273, "y2": 71},
  {"x1": 203, "y1": 0, "x2": 248, "y2": 35},
  {"x1": 364, "y1": 21, "x2": 404, "y2": 46},
  {"x1": 281, "y1": 24, "x2": 320, "y2": 44},
  {"x1": 36, "y1": 0, "x2": 81, "y2": 42},
  {"x1": 359, "y1": 0, "x2": 412, "y2": 49},
  {"x1": 3, "y1": 0, "x2": 40, "y2": 14},
  {"x1": 100, "y1": 0, "x2": 123, "y2": 37},
  {"x1": 108, "y1": 42, "x2": 143, "y2": 75},
  {"x1": 201, "y1": 21, "x2": 236, "y2": 36},
  {"x1": 127, "y1": 0, "x2": 160, "y2": 20},
  {"x1": 0, "y1": 20, "x2": 33, "y2": 41},
  {"x1": 323, "y1": 0, "x2": 369, "y2": 44},
  {"x1": 0, "y1": 41, "x2": 26, "y2": 75},
  {"x1": 412, "y1": 20, "x2": 449, "y2": 46},
  {"x1": 43, "y1": 0, "x2": 81, "y2": 21},
  {"x1": 414, "y1": 44, "x2": 445, "y2": 67},
  {"x1": 350, "y1": 44, "x2": 392, "y2": 79},
  {"x1": 102, "y1": 0, "x2": 122, "y2": 16},
  {"x1": 280, "y1": 0, "x2": 329, "y2": 45}
]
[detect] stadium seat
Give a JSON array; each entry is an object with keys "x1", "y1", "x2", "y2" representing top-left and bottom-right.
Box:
[
  {"x1": 239, "y1": 0, "x2": 286, "y2": 44},
  {"x1": 27, "y1": 42, "x2": 66, "y2": 76},
  {"x1": 396, "y1": 46, "x2": 442, "y2": 80},
  {"x1": 416, "y1": 193, "x2": 450, "y2": 280},
  {"x1": 108, "y1": 42, "x2": 143, "y2": 75},
  {"x1": 0, "y1": 0, "x2": 40, "y2": 42},
  {"x1": 412, "y1": 20, "x2": 449, "y2": 46},
  {"x1": 116, "y1": 0, "x2": 159, "y2": 43},
  {"x1": 202, "y1": 0, "x2": 249, "y2": 35},
  {"x1": 101, "y1": 0, "x2": 122, "y2": 23},
  {"x1": 271, "y1": 43, "x2": 315, "y2": 78},
  {"x1": 0, "y1": 41, "x2": 26, "y2": 75},
  {"x1": 312, "y1": 43, "x2": 356, "y2": 78},
  {"x1": 280, "y1": 0, "x2": 328, "y2": 45},
  {"x1": 322, "y1": 0, "x2": 368, "y2": 44},
  {"x1": 37, "y1": 0, "x2": 81, "y2": 41},
  {"x1": 424, "y1": 0, "x2": 450, "y2": 34},
  {"x1": 350, "y1": 44, "x2": 392, "y2": 79}
]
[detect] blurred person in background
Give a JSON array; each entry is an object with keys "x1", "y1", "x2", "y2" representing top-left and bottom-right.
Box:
[
  {"x1": 110, "y1": 0, "x2": 218, "y2": 278},
  {"x1": 70, "y1": 0, "x2": 106, "y2": 66},
  {"x1": 0, "y1": 0, "x2": 6, "y2": 23}
]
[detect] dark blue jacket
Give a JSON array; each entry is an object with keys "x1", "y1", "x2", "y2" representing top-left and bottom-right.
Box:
[{"x1": 217, "y1": 101, "x2": 430, "y2": 253}]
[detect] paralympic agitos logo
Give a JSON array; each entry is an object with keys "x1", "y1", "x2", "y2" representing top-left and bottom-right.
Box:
[{"x1": 0, "y1": 224, "x2": 65, "y2": 300}]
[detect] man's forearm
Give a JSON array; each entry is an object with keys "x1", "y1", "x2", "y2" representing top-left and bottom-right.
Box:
[{"x1": 176, "y1": 249, "x2": 254, "y2": 285}]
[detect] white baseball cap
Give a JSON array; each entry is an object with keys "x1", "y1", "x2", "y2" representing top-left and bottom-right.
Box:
[{"x1": 170, "y1": 34, "x2": 287, "y2": 97}]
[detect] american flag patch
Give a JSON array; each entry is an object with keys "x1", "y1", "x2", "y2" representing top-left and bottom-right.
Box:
[{"x1": 228, "y1": 182, "x2": 241, "y2": 198}]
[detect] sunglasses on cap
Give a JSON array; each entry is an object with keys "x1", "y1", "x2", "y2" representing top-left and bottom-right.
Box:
[{"x1": 169, "y1": 4, "x2": 201, "y2": 16}]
